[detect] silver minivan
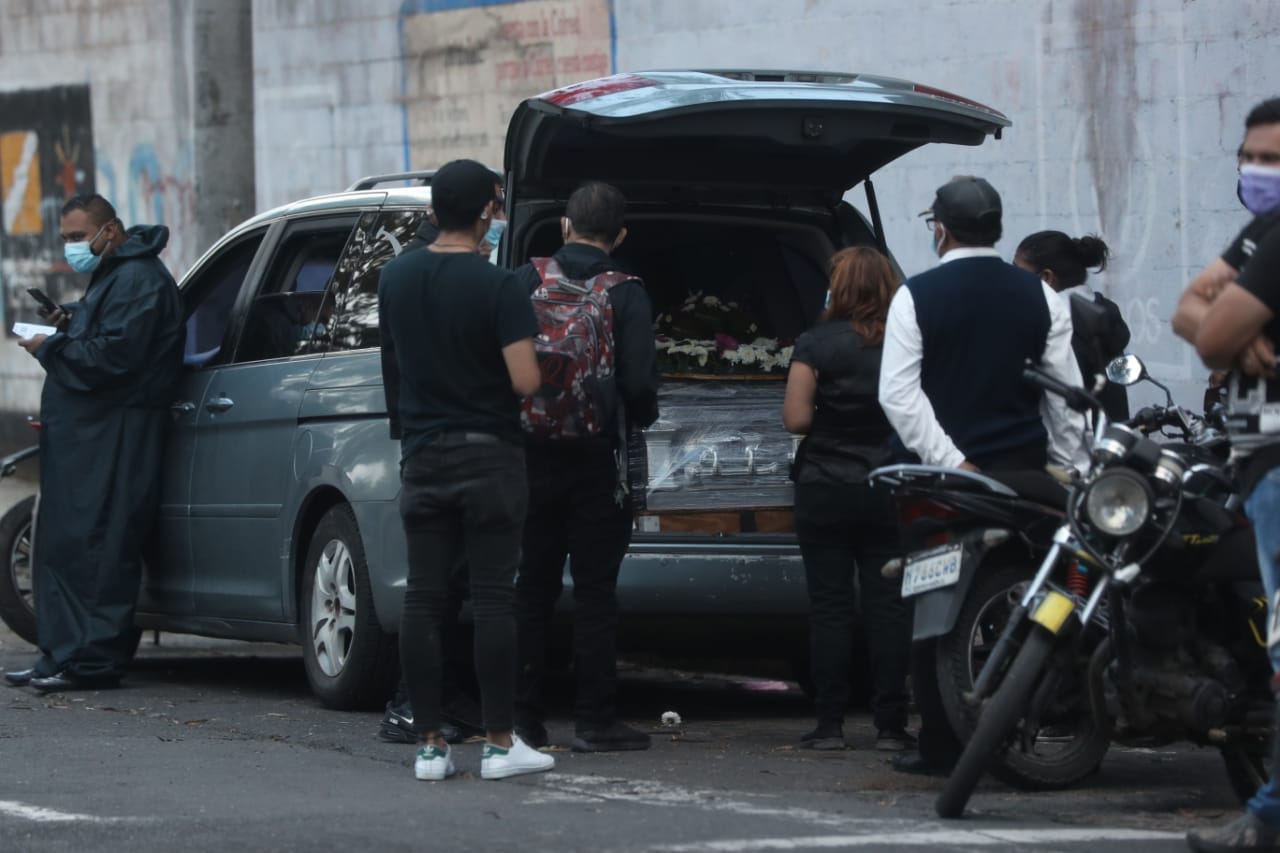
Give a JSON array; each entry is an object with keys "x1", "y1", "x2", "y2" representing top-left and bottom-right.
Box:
[{"x1": 9, "y1": 70, "x2": 1009, "y2": 709}]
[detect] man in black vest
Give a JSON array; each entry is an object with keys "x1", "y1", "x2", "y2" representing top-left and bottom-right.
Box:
[{"x1": 878, "y1": 175, "x2": 1086, "y2": 775}]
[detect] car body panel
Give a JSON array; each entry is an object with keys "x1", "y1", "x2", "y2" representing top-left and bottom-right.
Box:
[
  {"x1": 505, "y1": 70, "x2": 1010, "y2": 202},
  {"x1": 188, "y1": 356, "x2": 321, "y2": 621}
]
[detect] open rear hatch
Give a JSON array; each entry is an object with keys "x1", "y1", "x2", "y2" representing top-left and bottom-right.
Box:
[{"x1": 505, "y1": 70, "x2": 1010, "y2": 205}]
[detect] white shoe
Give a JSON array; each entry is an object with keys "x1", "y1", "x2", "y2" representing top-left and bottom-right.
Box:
[
  {"x1": 414, "y1": 744, "x2": 456, "y2": 781},
  {"x1": 480, "y1": 734, "x2": 555, "y2": 780}
]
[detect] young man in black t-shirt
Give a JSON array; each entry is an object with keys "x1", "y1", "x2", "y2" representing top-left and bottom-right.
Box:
[
  {"x1": 378, "y1": 159, "x2": 553, "y2": 782},
  {"x1": 1174, "y1": 96, "x2": 1280, "y2": 852}
]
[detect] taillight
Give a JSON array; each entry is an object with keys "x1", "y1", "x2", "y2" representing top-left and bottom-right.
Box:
[
  {"x1": 896, "y1": 495, "x2": 961, "y2": 525},
  {"x1": 897, "y1": 495, "x2": 960, "y2": 548},
  {"x1": 27, "y1": 419, "x2": 40, "y2": 432},
  {"x1": 912, "y1": 83, "x2": 1009, "y2": 120}
]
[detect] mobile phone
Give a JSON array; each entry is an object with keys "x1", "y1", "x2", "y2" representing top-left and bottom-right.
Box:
[{"x1": 26, "y1": 288, "x2": 58, "y2": 314}]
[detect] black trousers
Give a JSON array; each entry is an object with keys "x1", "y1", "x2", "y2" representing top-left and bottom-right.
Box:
[
  {"x1": 399, "y1": 438, "x2": 527, "y2": 735},
  {"x1": 912, "y1": 440, "x2": 1050, "y2": 766},
  {"x1": 516, "y1": 441, "x2": 632, "y2": 729},
  {"x1": 794, "y1": 479, "x2": 909, "y2": 732}
]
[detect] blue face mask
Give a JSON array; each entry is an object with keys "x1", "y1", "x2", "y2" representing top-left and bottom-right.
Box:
[
  {"x1": 823, "y1": 288, "x2": 832, "y2": 310},
  {"x1": 1238, "y1": 164, "x2": 1280, "y2": 216},
  {"x1": 483, "y1": 218, "x2": 507, "y2": 248},
  {"x1": 64, "y1": 224, "x2": 107, "y2": 273}
]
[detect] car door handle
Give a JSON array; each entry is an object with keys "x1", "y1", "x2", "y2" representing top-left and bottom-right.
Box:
[
  {"x1": 170, "y1": 401, "x2": 196, "y2": 415},
  {"x1": 205, "y1": 396, "x2": 235, "y2": 414}
]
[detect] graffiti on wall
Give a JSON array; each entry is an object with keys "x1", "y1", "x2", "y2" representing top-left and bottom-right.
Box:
[
  {"x1": 98, "y1": 142, "x2": 196, "y2": 276},
  {"x1": 0, "y1": 85, "x2": 95, "y2": 335},
  {"x1": 399, "y1": 0, "x2": 614, "y2": 171}
]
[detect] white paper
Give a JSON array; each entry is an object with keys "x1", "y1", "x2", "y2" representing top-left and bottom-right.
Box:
[{"x1": 11, "y1": 322, "x2": 57, "y2": 338}]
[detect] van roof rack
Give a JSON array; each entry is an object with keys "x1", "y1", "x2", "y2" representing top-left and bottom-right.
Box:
[{"x1": 347, "y1": 170, "x2": 436, "y2": 191}]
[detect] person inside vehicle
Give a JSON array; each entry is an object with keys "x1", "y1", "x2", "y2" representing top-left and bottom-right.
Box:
[
  {"x1": 5, "y1": 193, "x2": 185, "y2": 693},
  {"x1": 377, "y1": 159, "x2": 552, "y2": 782},
  {"x1": 783, "y1": 246, "x2": 913, "y2": 752},
  {"x1": 877, "y1": 176, "x2": 1087, "y2": 776},
  {"x1": 1173, "y1": 95, "x2": 1280, "y2": 853},
  {"x1": 1014, "y1": 231, "x2": 1131, "y2": 423}
]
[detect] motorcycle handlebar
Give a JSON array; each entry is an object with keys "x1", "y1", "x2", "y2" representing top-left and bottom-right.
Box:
[{"x1": 1021, "y1": 361, "x2": 1102, "y2": 414}]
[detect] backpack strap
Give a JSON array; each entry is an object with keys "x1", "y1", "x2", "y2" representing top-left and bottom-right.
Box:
[{"x1": 584, "y1": 270, "x2": 642, "y2": 294}]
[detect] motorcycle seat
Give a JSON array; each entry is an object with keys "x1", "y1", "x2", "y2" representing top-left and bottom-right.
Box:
[{"x1": 986, "y1": 469, "x2": 1069, "y2": 510}]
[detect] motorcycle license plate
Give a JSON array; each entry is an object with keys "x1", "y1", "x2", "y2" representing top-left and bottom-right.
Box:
[{"x1": 901, "y1": 544, "x2": 963, "y2": 598}]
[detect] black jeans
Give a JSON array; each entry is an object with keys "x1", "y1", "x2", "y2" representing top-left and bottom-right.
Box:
[
  {"x1": 516, "y1": 440, "x2": 633, "y2": 729},
  {"x1": 794, "y1": 479, "x2": 909, "y2": 733},
  {"x1": 399, "y1": 438, "x2": 527, "y2": 735}
]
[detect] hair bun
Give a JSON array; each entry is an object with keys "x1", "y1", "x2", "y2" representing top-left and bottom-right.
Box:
[{"x1": 1073, "y1": 234, "x2": 1111, "y2": 271}]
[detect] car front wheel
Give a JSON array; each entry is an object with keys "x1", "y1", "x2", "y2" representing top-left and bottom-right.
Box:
[
  {"x1": 300, "y1": 505, "x2": 397, "y2": 710},
  {"x1": 0, "y1": 494, "x2": 37, "y2": 644}
]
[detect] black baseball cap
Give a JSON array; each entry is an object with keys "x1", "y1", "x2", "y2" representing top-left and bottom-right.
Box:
[
  {"x1": 429, "y1": 159, "x2": 498, "y2": 222},
  {"x1": 921, "y1": 176, "x2": 1002, "y2": 230}
]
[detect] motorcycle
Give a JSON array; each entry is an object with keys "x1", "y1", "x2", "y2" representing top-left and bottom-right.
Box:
[
  {"x1": 0, "y1": 418, "x2": 39, "y2": 645},
  {"x1": 933, "y1": 357, "x2": 1270, "y2": 819},
  {"x1": 869, "y1": 450, "x2": 1073, "y2": 789}
]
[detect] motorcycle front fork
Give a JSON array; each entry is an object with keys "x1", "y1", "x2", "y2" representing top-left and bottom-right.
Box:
[{"x1": 967, "y1": 531, "x2": 1111, "y2": 704}]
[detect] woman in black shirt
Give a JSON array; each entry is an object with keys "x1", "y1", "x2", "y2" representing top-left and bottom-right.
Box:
[{"x1": 783, "y1": 247, "x2": 912, "y2": 751}]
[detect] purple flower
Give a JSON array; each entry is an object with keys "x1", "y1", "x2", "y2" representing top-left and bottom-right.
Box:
[{"x1": 715, "y1": 333, "x2": 740, "y2": 352}]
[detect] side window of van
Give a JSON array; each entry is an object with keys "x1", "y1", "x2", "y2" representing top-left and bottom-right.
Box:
[
  {"x1": 326, "y1": 209, "x2": 427, "y2": 352},
  {"x1": 233, "y1": 217, "x2": 358, "y2": 363},
  {"x1": 182, "y1": 229, "x2": 267, "y2": 369}
]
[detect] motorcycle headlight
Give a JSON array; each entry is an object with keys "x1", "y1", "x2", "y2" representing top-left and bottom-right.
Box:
[{"x1": 1083, "y1": 469, "x2": 1152, "y2": 536}]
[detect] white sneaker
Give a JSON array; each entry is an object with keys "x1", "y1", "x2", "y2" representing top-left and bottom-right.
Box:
[
  {"x1": 414, "y1": 744, "x2": 456, "y2": 781},
  {"x1": 480, "y1": 734, "x2": 555, "y2": 780}
]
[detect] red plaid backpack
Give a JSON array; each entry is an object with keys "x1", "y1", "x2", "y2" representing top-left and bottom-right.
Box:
[{"x1": 521, "y1": 257, "x2": 636, "y2": 439}]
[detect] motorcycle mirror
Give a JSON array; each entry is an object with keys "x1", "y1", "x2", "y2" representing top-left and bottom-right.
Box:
[{"x1": 1105, "y1": 354, "x2": 1146, "y2": 386}]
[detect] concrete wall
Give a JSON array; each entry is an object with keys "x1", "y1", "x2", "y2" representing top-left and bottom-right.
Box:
[
  {"x1": 249, "y1": 0, "x2": 1279, "y2": 407},
  {"x1": 0, "y1": 0, "x2": 252, "y2": 420},
  {"x1": 615, "y1": 0, "x2": 1279, "y2": 404},
  {"x1": 3, "y1": 0, "x2": 1277, "y2": 419},
  {"x1": 0, "y1": 0, "x2": 190, "y2": 414}
]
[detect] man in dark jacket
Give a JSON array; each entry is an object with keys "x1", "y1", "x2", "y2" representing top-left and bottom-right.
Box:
[
  {"x1": 512, "y1": 182, "x2": 660, "y2": 752},
  {"x1": 6, "y1": 194, "x2": 184, "y2": 692}
]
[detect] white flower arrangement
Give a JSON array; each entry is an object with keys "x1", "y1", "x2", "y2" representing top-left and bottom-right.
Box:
[{"x1": 655, "y1": 293, "x2": 792, "y2": 375}]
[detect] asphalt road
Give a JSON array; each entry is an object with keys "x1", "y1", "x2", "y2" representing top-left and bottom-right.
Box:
[
  {"x1": 0, "y1": 614, "x2": 1245, "y2": 853},
  {"x1": 0, "y1": 477, "x2": 1237, "y2": 851}
]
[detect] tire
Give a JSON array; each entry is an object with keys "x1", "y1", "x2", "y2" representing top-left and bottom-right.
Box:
[
  {"x1": 935, "y1": 563, "x2": 1028, "y2": 738},
  {"x1": 300, "y1": 505, "x2": 397, "y2": 710},
  {"x1": 1222, "y1": 734, "x2": 1271, "y2": 804},
  {"x1": 936, "y1": 565, "x2": 1108, "y2": 792},
  {"x1": 0, "y1": 495, "x2": 37, "y2": 644},
  {"x1": 936, "y1": 626, "x2": 1058, "y2": 819}
]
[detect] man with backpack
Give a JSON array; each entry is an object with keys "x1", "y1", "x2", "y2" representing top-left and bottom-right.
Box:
[{"x1": 512, "y1": 182, "x2": 660, "y2": 752}]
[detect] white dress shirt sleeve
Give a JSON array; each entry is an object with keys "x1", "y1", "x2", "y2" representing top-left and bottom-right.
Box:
[
  {"x1": 1037, "y1": 281, "x2": 1090, "y2": 472},
  {"x1": 878, "y1": 286, "x2": 967, "y2": 468}
]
